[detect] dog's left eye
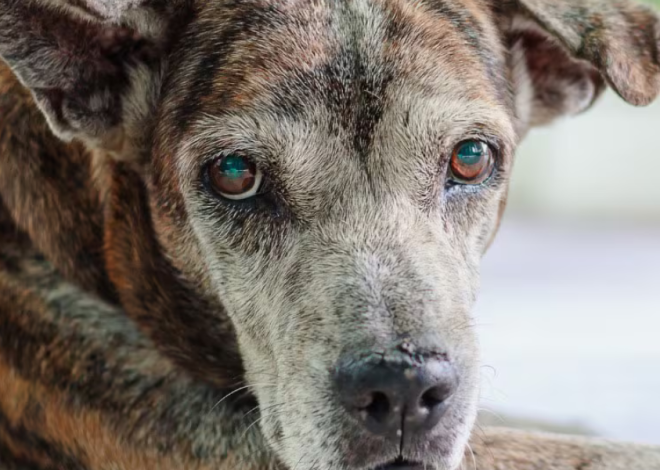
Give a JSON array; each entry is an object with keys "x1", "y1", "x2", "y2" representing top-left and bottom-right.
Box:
[
  {"x1": 207, "y1": 154, "x2": 263, "y2": 200},
  {"x1": 449, "y1": 140, "x2": 495, "y2": 185}
]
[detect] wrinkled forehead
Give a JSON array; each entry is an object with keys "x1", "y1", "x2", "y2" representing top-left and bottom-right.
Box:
[{"x1": 159, "y1": 0, "x2": 515, "y2": 188}]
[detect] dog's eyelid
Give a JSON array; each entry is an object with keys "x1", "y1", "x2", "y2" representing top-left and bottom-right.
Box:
[
  {"x1": 201, "y1": 148, "x2": 266, "y2": 167},
  {"x1": 199, "y1": 148, "x2": 279, "y2": 185},
  {"x1": 451, "y1": 134, "x2": 503, "y2": 153},
  {"x1": 454, "y1": 121, "x2": 508, "y2": 147}
]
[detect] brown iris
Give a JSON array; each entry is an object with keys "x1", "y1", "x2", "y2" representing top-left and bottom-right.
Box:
[
  {"x1": 450, "y1": 140, "x2": 495, "y2": 184},
  {"x1": 208, "y1": 154, "x2": 262, "y2": 199}
]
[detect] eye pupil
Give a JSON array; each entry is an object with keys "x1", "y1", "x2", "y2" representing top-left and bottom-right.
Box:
[
  {"x1": 221, "y1": 155, "x2": 249, "y2": 177},
  {"x1": 208, "y1": 154, "x2": 261, "y2": 199},
  {"x1": 450, "y1": 140, "x2": 495, "y2": 185},
  {"x1": 457, "y1": 142, "x2": 486, "y2": 166}
]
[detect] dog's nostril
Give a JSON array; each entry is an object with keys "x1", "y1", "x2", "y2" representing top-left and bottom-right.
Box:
[
  {"x1": 364, "y1": 392, "x2": 390, "y2": 423},
  {"x1": 420, "y1": 383, "x2": 453, "y2": 410}
]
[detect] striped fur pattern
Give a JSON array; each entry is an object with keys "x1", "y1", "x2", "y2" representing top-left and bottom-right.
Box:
[{"x1": 0, "y1": 1, "x2": 659, "y2": 469}]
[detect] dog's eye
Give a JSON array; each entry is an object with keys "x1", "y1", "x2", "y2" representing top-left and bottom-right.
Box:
[
  {"x1": 449, "y1": 140, "x2": 495, "y2": 185},
  {"x1": 207, "y1": 154, "x2": 263, "y2": 200}
]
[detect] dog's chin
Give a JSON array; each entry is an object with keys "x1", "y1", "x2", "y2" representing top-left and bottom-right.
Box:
[
  {"x1": 364, "y1": 455, "x2": 459, "y2": 470},
  {"x1": 345, "y1": 407, "x2": 474, "y2": 470},
  {"x1": 306, "y1": 448, "x2": 461, "y2": 470},
  {"x1": 361, "y1": 437, "x2": 466, "y2": 470},
  {"x1": 371, "y1": 459, "x2": 428, "y2": 470},
  {"x1": 369, "y1": 458, "x2": 455, "y2": 470},
  {"x1": 266, "y1": 417, "x2": 470, "y2": 470}
]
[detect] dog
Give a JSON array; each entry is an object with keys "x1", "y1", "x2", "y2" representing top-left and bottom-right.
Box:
[{"x1": 0, "y1": 0, "x2": 659, "y2": 469}]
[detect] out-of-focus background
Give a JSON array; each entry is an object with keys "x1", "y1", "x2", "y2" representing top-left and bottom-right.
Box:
[{"x1": 476, "y1": 0, "x2": 660, "y2": 444}]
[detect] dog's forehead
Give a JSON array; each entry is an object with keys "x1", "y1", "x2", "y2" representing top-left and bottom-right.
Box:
[
  {"x1": 162, "y1": 0, "x2": 514, "y2": 199},
  {"x1": 166, "y1": 0, "x2": 511, "y2": 122}
]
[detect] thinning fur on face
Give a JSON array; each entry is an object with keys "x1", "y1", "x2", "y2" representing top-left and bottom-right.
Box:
[{"x1": 0, "y1": 0, "x2": 659, "y2": 469}]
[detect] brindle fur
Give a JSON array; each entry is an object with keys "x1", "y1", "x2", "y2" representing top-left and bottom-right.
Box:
[{"x1": 0, "y1": 1, "x2": 659, "y2": 469}]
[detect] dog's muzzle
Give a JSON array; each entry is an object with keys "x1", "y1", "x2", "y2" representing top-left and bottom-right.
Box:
[{"x1": 333, "y1": 342, "x2": 458, "y2": 458}]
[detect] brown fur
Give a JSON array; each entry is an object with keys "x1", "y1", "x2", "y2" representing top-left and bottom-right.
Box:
[
  {"x1": 0, "y1": 65, "x2": 116, "y2": 303},
  {"x1": 0, "y1": 0, "x2": 659, "y2": 469}
]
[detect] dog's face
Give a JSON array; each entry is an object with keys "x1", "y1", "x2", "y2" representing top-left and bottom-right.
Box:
[
  {"x1": 152, "y1": 3, "x2": 516, "y2": 468},
  {"x1": 1, "y1": 0, "x2": 658, "y2": 469}
]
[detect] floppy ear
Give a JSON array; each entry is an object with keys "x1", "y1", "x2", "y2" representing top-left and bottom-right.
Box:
[
  {"x1": 504, "y1": 0, "x2": 660, "y2": 127},
  {"x1": 0, "y1": 0, "x2": 182, "y2": 160}
]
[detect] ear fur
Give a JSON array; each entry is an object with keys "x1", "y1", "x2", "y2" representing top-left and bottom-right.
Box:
[
  {"x1": 505, "y1": 0, "x2": 660, "y2": 127},
  {"x1": 0, "y1": 0, "x2": 183, "y2": 161}
]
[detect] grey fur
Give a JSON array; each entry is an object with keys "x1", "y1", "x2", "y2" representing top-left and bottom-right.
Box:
[{"x1": 0, "y1": 1, "x2": 658, "y2": 469}]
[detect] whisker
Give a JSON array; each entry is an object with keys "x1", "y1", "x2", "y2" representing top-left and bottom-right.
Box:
[
  {"x1": 480, "y1": 364, "x2": 498, "y2": 376},
  {"x1": 241, "y1": 403, "x2": 262, "y2": 420},
  {"x1": 478, "y1": 407, "x2": 507, "y2": 425},
  {"x1": 466, "y1": 442, "x2": 477, "y2": 470},
  {"x1": 243, "y1": 399, "x2": 319, "y2": 419},
  {"x1": 292, "y1": 452, "x2": 307, "y2": 470},
  {"x1": 311, "y1": 456, "x2": 322, "y2": 470},
  {"x1": 207, "y1": 383, "x2": 277, "y2": 415},
  {"x1": 473, "y1": 423, "x2": 496, "y2": 465},
  {"x1": 242, "y1": 399, "x2": 319, "y2": 440},
  {"x1": 241, "y1": 414, "x2": 268, "y2": 440}
]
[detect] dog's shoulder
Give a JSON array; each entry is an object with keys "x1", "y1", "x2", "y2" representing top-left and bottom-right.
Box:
[{"x1": 0, "y1": 220, "x2": 273, "y2": 470}]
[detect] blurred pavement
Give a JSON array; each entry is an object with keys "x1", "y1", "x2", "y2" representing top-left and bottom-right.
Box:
[{"x1": 475, "y1": 90, "x2": 660, "y2": 445}]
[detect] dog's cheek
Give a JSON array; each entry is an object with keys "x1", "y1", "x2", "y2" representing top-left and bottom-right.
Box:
[
  {"x1": 275, "y1": 368, "x2": 342, "y2": 469},
  {"x1": 442, "y1": 191, "x2": 503, "y2": 273}
]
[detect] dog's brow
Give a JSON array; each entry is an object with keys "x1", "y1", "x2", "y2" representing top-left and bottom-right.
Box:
[
  {"x1": 171, "y1": 2, "x2": 287, "y2": 134},
  {"x1": 420, "y1": 0, "x2": 512, "y2": 110},
  {"x1": 266, "y1": 51, "x2": 393, "y2": 159},
  {"x1": 164, "y1": 0, "x2": 512, "y2": 138}
]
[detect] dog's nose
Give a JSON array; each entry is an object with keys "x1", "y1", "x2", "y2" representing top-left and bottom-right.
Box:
[{"x1": 334, "y1": 352, "x2": 457, "y2": 439}]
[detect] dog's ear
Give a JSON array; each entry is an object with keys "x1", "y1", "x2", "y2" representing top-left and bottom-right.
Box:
[
  {"x1": 0, "y1": 0, "x2": 184, "y2": 160},
  {"x1": 505, "y1": 0, "x2": 660, "y2": 127}
]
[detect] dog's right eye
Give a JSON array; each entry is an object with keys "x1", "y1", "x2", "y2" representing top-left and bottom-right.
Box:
[
  {"x1": 449, "y1": 140, "x2": 496, "y2": 185},
  {"x1": 206, "y1": 154, "x2": 263, "y2": 200}
]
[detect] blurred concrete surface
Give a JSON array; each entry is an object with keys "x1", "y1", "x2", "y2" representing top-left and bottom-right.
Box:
[{"x1": 475, "y1": 91, "x2": 660, "y2": 445}]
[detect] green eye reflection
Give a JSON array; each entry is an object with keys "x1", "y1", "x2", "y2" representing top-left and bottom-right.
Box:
[
  {"x1": 450, "y1": 140, "x2": 495, "y2": 185},
  {"x1": 221, "y1": 154, "x2": 251, "y2": 177},
  {"x1": 456, "y1": 141, "x2": 487, "y2": 165},
  {"x1": 207, "y1": 154, "x2": 263, "y2": 200}
]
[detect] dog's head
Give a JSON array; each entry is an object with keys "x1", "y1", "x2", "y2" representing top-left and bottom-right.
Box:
[{"x1": 1, "y1": 0, "x2": 658, "y2": 469}]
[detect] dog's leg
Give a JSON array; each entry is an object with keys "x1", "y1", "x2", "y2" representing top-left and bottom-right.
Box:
[
  {"x1": 0, "y1": 229, "x2": 279, "y2": 470},
  {"x1": 468, "y1": 427, "x2": 660, "y2": 470}
]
